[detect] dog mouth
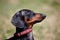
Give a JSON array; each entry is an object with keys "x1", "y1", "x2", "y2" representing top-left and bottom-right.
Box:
[
  {"x1": 38, "y1": 14, "x2": 46, "y2": 22},
  {"x1": 33, "y1": 14, "x2": 46, "y2": 24}
]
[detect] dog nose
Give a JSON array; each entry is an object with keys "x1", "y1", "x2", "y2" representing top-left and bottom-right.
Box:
[{"x1": 40, "y1": 14, "x2": 46, "y2": 19}]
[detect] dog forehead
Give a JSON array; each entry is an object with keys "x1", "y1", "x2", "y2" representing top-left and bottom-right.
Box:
[
  {"x1": 21, "y1": 10, "x2": 32, "y2": 15},
  {"x1": 21, "y1": 10, "x2": 35, "y2": 18}
]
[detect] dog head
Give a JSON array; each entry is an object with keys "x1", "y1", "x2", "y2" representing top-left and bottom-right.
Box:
[{"x1": 11, "y1": 9, "x2": 46, "y2": 28}]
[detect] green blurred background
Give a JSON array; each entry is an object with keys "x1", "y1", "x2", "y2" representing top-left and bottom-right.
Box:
[{"x1": 0, "y1": 0, "x2": 60, "y2": 40}]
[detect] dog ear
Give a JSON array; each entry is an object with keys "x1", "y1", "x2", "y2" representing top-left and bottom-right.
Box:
[{"x1": 11, "y1": 12, "x2": 26, "y2": 28}]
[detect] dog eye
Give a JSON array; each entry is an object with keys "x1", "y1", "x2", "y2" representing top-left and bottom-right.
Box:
[{"x1": 33, "y1": 13, "x2": 35, "y2": 15}]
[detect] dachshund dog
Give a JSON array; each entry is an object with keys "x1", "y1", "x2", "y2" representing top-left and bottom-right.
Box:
[{"x1": 7, "y1": 9, "x2": 46, "y2": 40}]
